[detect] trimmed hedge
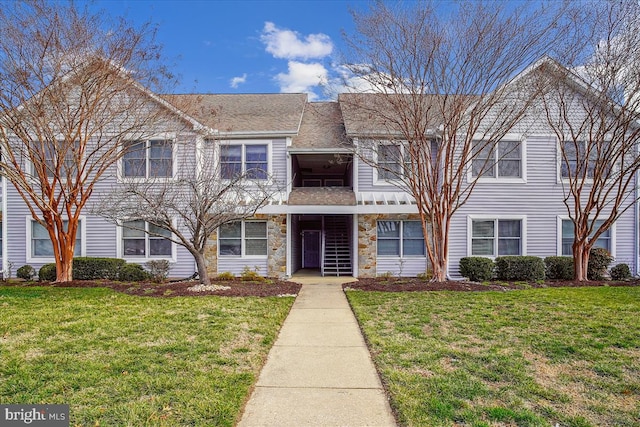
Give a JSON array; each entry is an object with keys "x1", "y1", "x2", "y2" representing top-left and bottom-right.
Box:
[
  {"x1": 588, "y1": 248, "x2": 614, "y2": 280},
  {"x1": 610, "y1": 263, "x2": 631, "y2": 280},
  {"x1": 38, "y1": 263, "x2": 57, "y2": 281},
  {"x1": 119, "y1": 263, "x2": 150, "y2": 282},
  {"x1": 459, "y1": 257, "x2": 494, "y2": 282},
  {"x1": 495, "y1": 256, "x2": 545, "y2": 281},
  {"x1": 17, "y1": 265, "x2": 36, "y2": 281},
  {"x1": 73, "y1": 257, "x2": 126, "y2": 280},
  {"x1": 544, "y1": 256, "x2": 574, "y2": 280}
]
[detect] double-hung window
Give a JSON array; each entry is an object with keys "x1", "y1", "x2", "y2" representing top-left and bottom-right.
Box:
[
  {"x1": 219, "y1": 221, "x2": 268, "y2": 257},
  {"x1": 30, "y1": 219, "x2": 83, "y2": 258},
  {"x1": 561, "y1": 219, "x2": 611, "y2": 256},
  {"x1": 123, "y1": 140, "x2": 173, "y2": 178},
  {"x1": 470, "y1": 218, "x2": 522, "y2": 256},
  {"x1": 377, "y1": 221, "x2": 425, "y2": 257},
  {"x1": 377, "y1": 142, "x2": 412, "y2": 182},
  {"x1": 471, "y1": 140, "x2": 522, "y2": 179},
  {"x1": 122, "y1": 220, "x2": 172, "y2": 258},
  {"x1": 31, "y1": 141, "x2": 79, "y2": 178},
  {"x1": 560, "y1": 140, "x2": 613, "y2": 180},
  {"x1": 220, "y1": 144, "x2": 268, "y2": 180}
]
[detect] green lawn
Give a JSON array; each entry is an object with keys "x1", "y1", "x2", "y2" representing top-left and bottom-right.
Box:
[
  {"x1": 346, "y1": 286, "x2": 640, "y2": 427},
  {"x1": 0, "y1": 286, "x2": 294, "y2": 426}
]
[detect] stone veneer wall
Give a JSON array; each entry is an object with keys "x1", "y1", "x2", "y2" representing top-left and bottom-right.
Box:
[
  {"x1": 265, "y1": 214, "x2": 287, "y2": 278},
  {"x1": 204, "y1": 228, "x2": 218, "y2": 278},
  {"x1": 204, "y1": 214, "x2": 287, "y2": 279},
  {"x1": 358, "y1": 213, "x2": 422, "y2": 278}
]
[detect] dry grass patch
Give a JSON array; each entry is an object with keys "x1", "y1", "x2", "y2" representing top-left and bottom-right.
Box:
[
  {"x1": 347, "y1": 286, "x2": 640, "y2": 427},
  {"x1": 0, "y1": 286, "x2": 294, "y2": 426}
]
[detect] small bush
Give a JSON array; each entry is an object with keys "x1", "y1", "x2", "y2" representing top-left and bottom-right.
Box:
[
  {"x1": 495, "y1": 256, "x2": 545, "y2": 281},
  {"x1": 73, "y1": 257, "x2": 126, "y2": 280},
  {"x1": 610, "y1": 263, "x2": 631, "y2": 281},
  {"x1": 38, "y1": 264, "x2": 57, "y2": 282},
  {"x1": 545, "y1": 256, "x2": 574, "y2": 280},
  {"x1": 17, "y1": 265, "x2": 36, "y2": 281},
  {"x1": 118, "y1": 263, "x2": 150, "y2": 282},
  {"x1": 216, "y1": 272, "x2": 235, "y2": 280},
  {"x1": 241, "y1": 266, "x2": 265, "y2": 282},
  {"x1": 459, "y1": 257, "x2": 494, "y2": 282},
  {"x1": 588, "y1": 248, "x2": 614, "y2": 280},
  {"x1": 146, "y1": 260, "x2": 171, "y2": 283}
]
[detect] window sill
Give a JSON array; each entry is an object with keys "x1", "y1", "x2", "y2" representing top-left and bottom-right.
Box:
[
  {"x1": 218, "y1": 255, "x2": 268, "y2": 259},
  {"x1": 123, "y1": 256, "x2": 176, "y2": 263},
  {"x1": 471, "y1": 177, "x2": 526, "y2": 184}
]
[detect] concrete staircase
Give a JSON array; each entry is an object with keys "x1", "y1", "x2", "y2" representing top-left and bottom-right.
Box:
[{"x1": 322, "y1": 215, "x2": 352, "y2": 276}]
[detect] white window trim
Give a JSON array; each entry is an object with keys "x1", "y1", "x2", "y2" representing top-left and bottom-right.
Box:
[
  {"x1": 467, "y1": 136, "x2": 527, "y2": 184},
  {"x1": 556, "y1": 216, "x2": 616, "y2": 258},
  {"x1": 556, "y1": 138, "x2": 617, "y2": 184},
  {"x1": 467, "y1": 215, "x2": 527, "y2": 258},
  {"x1": 373, "y1": 140, "x2": 409, "y2": 185},
  {"x1": 218, "y1": 140, "x2": 273, "y2": 182},
  {"x1": 118, "y1": 138, "x2": 177, "y2": 182},
  {"x1": 218, "y1": 220, "x2": 268, "y2": 259},
  {"x1": 376, "y1": 220, "x2": 427, "y2": 259},
  {"x1": 26, "y1": 216, "x2": 87, "y2": 263},
  {"x1": 116, "y1": 220, "x2": 177, "y2": 262}
]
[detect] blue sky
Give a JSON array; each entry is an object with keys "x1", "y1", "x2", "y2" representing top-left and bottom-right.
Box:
[{"x1": 94, "y1": 0, "x2": 364, "y2": 99}]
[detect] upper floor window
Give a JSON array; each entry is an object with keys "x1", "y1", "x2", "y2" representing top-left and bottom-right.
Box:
[
  {"x1": 31, "y1": 141, "x2": 78, "y2": 179},
  {"x1": 123, "y1": 140, "x2": 173, "y2": 179},
  {"x1": 377, "y1": 220, "x2": 425, "y2": 257},
  {"x1": 219, "y1": 221, "x2": 268, "y2": 257},
  {"x1": 30, "y1": 219, "x2": 83, "y2": 258},
  {"x1": 220, "y1": 144, "x2": 268, "y2": 180},
  {"x1": 472, "y1": 140, "x2": 522, "y2": 179},
  {"x1": 122, "y1": 220, "x2": 172, "y2": 258},
  {"x1": 561, "y1": 219, "x2": 611, "y2": 256},
  {"x1": 470, "y1": 218, "x2": 522, "y2": 256},
  {"x1": 376, "y1": 142, "x2": 414, "y2": 182},
  {"x1": 560, "y1": 140, "x2": 613, "y2": 180}
]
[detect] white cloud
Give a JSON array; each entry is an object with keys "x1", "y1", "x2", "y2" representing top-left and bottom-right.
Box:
[
  {"x1": 275, "y1": 61, "x2": 328, "y2": 100},
  {"x1": 261, "y1": 22, "x2": 333, "y2": 61},
  {"x1": 230, "y1": 73, "x2": 247, "y2": 89}
]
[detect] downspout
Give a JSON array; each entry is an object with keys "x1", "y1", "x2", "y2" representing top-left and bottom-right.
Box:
[{"x1": 633, "y1": 160, "x2": 640, "y2": 276}]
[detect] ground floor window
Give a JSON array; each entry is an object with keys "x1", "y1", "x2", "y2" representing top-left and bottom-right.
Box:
[
  {"x1": 122, "y1": 220, "x2": 172, "y2": 258},
  {"x1": 471, "y1": 218, "x2": 522, "y2": 256},
  {"x1": 219, "y1": 221, "x2": 268, "y2": 256},
  {"x1": 561, "y1": 219, "x2": 611, "y2": 256},
  {"x1": 30, "y1": 219, "x2": 82, "y2": 258},
  {"x1": 377, "y1": 220, "x2": 425, "y2": 257}
]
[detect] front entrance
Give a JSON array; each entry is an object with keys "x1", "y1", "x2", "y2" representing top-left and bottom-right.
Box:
[
  {"x1": 292, "y1": 215, "x2": 353, "y2": 277},
  {"x1": 302, "y1": 231, "x2": 321, "y2": 268}
]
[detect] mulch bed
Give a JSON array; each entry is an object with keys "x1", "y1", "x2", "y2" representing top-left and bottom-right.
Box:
[
  {"x1": 344, "y1": 277, "x2": 640, "y2": 292},
  {"x1": 4, "y1": 279, "x2": 302, "y2": 298},
  {"x1": 5, "y1": 277, "x2": 639, "y2": 297}
]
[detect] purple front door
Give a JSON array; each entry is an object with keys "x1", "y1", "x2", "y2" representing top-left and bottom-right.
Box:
[{"x1": 302, "y1": 231, "x2": 321, "y2": 268}]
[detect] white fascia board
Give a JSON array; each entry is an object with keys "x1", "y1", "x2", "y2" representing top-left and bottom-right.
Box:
[{"x1": 287, "y1": 147, "x2": 353, "y2": 154}]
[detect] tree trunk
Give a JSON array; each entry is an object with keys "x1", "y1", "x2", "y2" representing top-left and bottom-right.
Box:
[
  {"x1": 573, "y1": 241, "x2": 589, "y2": 281},
  {"x1": 193, "y1": 252, "x2": 211, "y2": 286},
  {"x1": 55, "y1": 245, "x2": 74, "y2": 282},
  {"x1": 426, "y1": 208, "x2": 451, "y2": 282}
]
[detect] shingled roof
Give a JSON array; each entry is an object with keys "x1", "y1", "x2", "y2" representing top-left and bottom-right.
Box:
[
  {"x1": 338, "y1": 93, "x2": 473, "y2": 137},
  {"x1": 163, "y1": 93, "x2": 307, "y2": 134},
  {"x1": 292, "y1": 102, "x2": 349, "y2": 150},
  {"x1": 288, "y1": 187, "x2": 356, "y2": 206}
]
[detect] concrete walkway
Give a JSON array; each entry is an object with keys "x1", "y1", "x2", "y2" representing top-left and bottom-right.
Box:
[{"x1": 238, "y1": 277, "x2": 397, "y2": 426}]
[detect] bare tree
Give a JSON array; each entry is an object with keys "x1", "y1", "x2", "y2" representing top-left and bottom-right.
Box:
[
  {"x1": 341, "y1": 1, "x2": 568, "y2": 281},
  {"x1": 94, "y1": 128, "x2": 279, "y2": 285},
  {"x1": 539, "y1": 1, "x2": 640, "y2": 280},
  {"x1": 0, "y1": 1, "x2": 173, "y2": 282}
]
